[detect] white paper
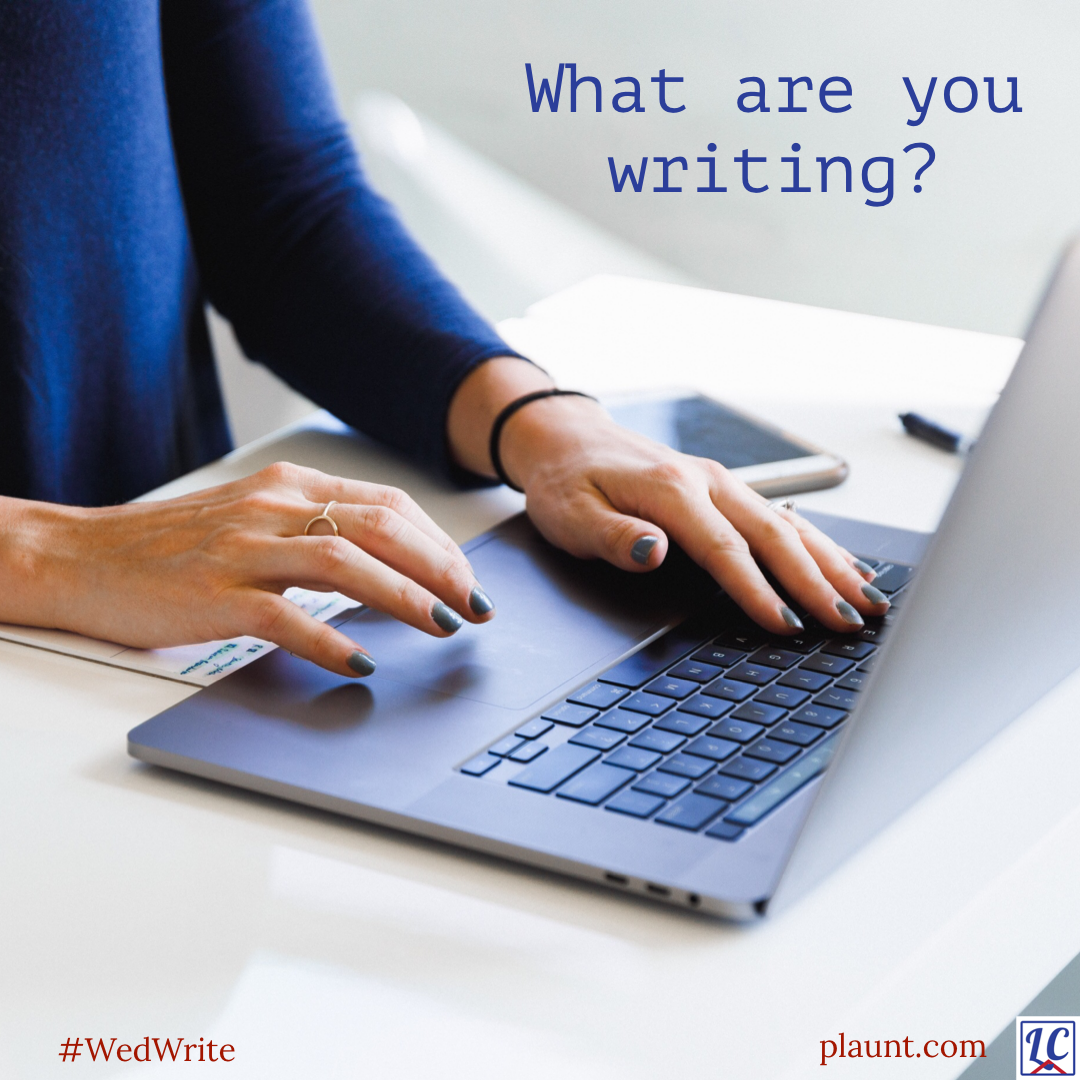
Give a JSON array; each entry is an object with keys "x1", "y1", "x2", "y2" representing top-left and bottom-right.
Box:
[{"x1": 0, "y1": 587, "x2": 361, "y2": 686}]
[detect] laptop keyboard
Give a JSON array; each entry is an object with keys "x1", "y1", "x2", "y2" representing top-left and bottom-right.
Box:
[{"x1": 459, "y1": 558, "x2": 915, "y2": 842}]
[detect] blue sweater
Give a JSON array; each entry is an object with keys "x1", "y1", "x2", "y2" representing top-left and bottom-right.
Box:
[{"x1": 0, "y1": 0, "x2": 514, "y2": 506}]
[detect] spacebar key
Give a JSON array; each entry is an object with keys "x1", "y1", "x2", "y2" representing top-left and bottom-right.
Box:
[
  {"x1": 509, "y1": 744, "x2": 601, "y2": 793},
  {"x1": 724, "y1": 733, "x2": 840, "y2": 826}
]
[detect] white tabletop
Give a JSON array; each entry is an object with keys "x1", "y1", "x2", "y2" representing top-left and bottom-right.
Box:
[{"x1": 5, "y1": 276, "x2": 1077, "y2": 1080}]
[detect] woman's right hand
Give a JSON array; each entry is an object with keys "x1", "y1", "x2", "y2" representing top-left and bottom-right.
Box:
[{"x1": 0, "y1": 462, "x2": 496, "y2": 676}]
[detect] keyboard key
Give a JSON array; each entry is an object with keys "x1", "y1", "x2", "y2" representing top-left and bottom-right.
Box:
[
  {"x1": 695, "y1": 773, "x2": 753, "y2": 801},
  {"x1": 727, "y1": 662, "x2": 781, "y2": 686},
  {"x1": 777, "y1": 668, "x2": 831, "y2": 693},
  {"x1": 489, "y1": 735, "x2": 525, "y2": 757},
  {"x1": 858, "y1": 656, "x2": 877, "y2": 672},
  {"x1": 835, "y1": 670, "x2": 868, "y2": 692},
  {"x1": 791, "y1": 704, "x2": 847, "y2": 730},
  {"x1": 725, "y1": 734, "x2": 839, "y2": 826},
  {"x1": 620, "y1": 691, "x2": 675, "y2": 716},
  {"x1": 568, "y1": 682, "x2": 630, "y2": 710},
  {"x1": 857, "y1": 621, "x2": 888, "y2": 645},
  {"x1": 515, "y1": 718, "x2": 554, "y2": 739},
  {"x1": 684, "y1": 735, "x2": 739, "y2": 762},
  {"x1": 556, "y1": 763, "x2": 632, "y2": 805},
  {"x1": 747, "y1": 646, "x2": 801, "y2": 670},
  {"x1": 629, "y1": 728, "x2": 686, "y2": 754},
  {"x1": 658, "y1": 753, "x2": 714, "y2": 779},
  {"x1": 731, "y1": 701, "x2": 787, "y2": 726},
  {"x1": 800, "y1": 653, "x2": 855, "y2": 676},
  {"x1": 644, "y1": 676, "x2": 698, "y2": 700},
  {"x1": 770, "y1": 719, "x2": 823, "y2": 746},
  {"x1": 606, "y1": 746, "x2": 662, "y2": 771},
  {"x1": 606, "y1": 789, "x2": 666, "y2": 818},
  {"x1": 853, "y1": 555, "x2": 881, "y2": 570},
  {"x1": 569, "y1": 726, "x2": 625, "y2": 751},
  {"x1": 510, "y1": 744, "x2": 600, "y2": 793},
  {"x1": 677, "y1": 695, "x2": 733, "y2": 722},
  {"x1": 594, "y1": 709, "x2": 652, "y2": 734},
  {"x1": 657, "y1": 708, "x2": 714, "y2": 735},
  {"x1": 691, "y1": 645, "x2": 746, "y2": 668},
  {"x1": 701, "y1": 677, "x2": 756, "y2": 702},
  {"x1": 655, "y1": 792, "x2": 728, "y2": 831},
  {"x1": 720, "y1": 757, "x2": 777, "y2": 782},
  {"x1": 821, "y1": 640, "x2": 876, "y2": 661},
  {"x1": 870, "y1": 562, "x2": 915, "y2": 593},
  {"x1": 716, "y1": 627, "x2": 768, "y2": 651},
  {"x1": 460, "y1": 753, "x2": 501, "y2": 777},
  {"x1": 542, "y1": 702, "x2": 600, "y2": 728},
  {"x1": 754, "y1": 684, "x2": 810, "y2": 710},
  {"x1": 815, "y1": 687, "x2": 860, "y2": 711},
  {"x1": 707, "y1": 717, "x2": 764, "y2": 744},
  {"x1": 704, "y1": 820, "x2": 745, "y2": 841},
  {"x1": 745, "y1": 738, "x2": 800, "y2": 764},
  {"x1": 633, "y1": 771, "x2": 691, "y2": 798},
  {"x1": 669, "y1": 659, "x2": 722, "y2": 682},
  {"x1": 598, "y1": 635, "x2": 697, "y2": 689},
  {"x1": 508, "y1": 740, "x2": 549, "y2": 763},
  {"x1": 773, "y1": 630, "x2": 825, "y2": 654}
]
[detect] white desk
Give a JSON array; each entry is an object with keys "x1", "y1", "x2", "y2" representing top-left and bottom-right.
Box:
[{"x1": 4, "y1": 277, "x2": 1076, "y2": 1080}]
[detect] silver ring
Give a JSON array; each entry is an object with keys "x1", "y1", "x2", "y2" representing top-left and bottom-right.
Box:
[
  {"x1": 768, "y1": 498, "x2": 797, "y2": 514},
  {"x1": 303, "y1": 500, "x2": 340, "y2": 536}
]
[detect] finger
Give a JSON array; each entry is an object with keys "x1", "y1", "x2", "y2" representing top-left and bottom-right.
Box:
[
  {"x1": 777, "y1": 512, "x2": 890, "y2": 611},
  {"x1": 611, "y1": 476, "x2": 803, "y2": 635},
  {"x1": 254, "y1": 534, "x2": 471, "y2": 638},
  {"x1": 226, "y1": 588, "x2": 378, "y2": 678},
  {"x1": 527, "y1": 485, "x2": 671, "y2": 572},
  {"x1": 332, "y1": 502, "x2": 494, "y2": 621},
  {"x1": 286, "y1": 466, "x2": 461, "y2": 557},
  {"x1": 714, "y1": 484, "x2": 883, "y2": 632}
]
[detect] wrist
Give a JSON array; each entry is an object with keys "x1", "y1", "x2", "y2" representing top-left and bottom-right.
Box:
[
  {"x1": 0, "y1": 497, "x2": 82, "y2": 627},
  {"x1": 498, "y1": 393, "x2": 611, "y2": 492}
]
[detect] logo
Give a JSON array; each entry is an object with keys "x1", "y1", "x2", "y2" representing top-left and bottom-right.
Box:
[{"x1": 1018, "y1": 1018, "x2": 1078, "y2": 1076}]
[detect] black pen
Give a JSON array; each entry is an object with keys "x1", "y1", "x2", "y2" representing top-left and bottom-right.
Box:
[{"x1": 898, "y1": 412, "x2": 974, "y2": 455}]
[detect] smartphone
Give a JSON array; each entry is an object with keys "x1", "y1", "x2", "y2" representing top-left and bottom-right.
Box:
[{"x1": 604, "y1": 389, "x2": 847, "y2": 498}]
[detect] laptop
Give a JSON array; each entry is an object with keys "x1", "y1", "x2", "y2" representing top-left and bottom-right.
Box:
[{"x1": 128, "y1": 239, "x2": 1080, "y2": 920}]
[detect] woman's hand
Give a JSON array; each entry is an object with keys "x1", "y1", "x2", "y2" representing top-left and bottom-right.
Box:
[
  {"x1": 448, "y1": 358, "x2": 889, "y2": 634},
  {"x1": 0, "y1": 463, "x2": 495, "y2": 677}
]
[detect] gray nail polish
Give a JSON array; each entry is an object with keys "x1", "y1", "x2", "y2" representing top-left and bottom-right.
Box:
[
  {"x1": 861, "y1": 582, "x2": 889, "y2": 606},
  {"x1": 347, "y1": 651, "x2": 376, "y2": 676},
  {"x1": 631, "y1": 535, "x2": 659, "y2": 565},
  {"x1": 469, "y1": 585, "x2": 495, "y2": 615},
  {"x1": 432, "y1": 601, "x2": 464, "y2": 634},
  {"x1": 781, "y1": 606, "x2": 804, "y2": 631},
  {"x1": 836, "y1": 599, "x2": 864, "y2": 626},
  {"x1": 854, "y1": 558, "x2": 875, "y2": 577}
]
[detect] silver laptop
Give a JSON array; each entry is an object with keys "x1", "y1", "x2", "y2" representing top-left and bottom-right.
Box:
[{"x1": 128, "y1": 240, "x2": 1080, "y2": 920}]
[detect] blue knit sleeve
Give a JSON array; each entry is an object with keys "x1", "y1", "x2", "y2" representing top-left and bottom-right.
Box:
[{"x1": 160, "y1": 0, "x2": 518, "y2": 480}]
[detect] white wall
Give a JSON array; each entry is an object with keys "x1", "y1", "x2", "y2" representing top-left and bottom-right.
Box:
[{"x1": 308, "y1": 0, "x2": 1078, "y2": 337}]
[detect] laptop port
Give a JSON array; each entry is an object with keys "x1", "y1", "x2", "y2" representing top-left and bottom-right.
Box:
[
  {"x1": 645, "y1": 883, "x2": 671, "y2": 897},
  {"x1": 687, "y1": 893, "x2": 701, "y2": 907},
  {"x1": 604, "y1": 872, "x2": 629, "y2": 886}
]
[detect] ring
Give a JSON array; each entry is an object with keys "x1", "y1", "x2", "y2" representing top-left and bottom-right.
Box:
[
  {"x1": 303, "y1": 500, "x2": 340, "y2": 536},
  {"x1": 768, "y1": 498, "x2": 797, "y2": 514}
]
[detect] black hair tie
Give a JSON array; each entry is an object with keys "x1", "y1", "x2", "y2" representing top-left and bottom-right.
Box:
[{"x1": 488, "y1": 389, "x2": 598, "y2": 492}]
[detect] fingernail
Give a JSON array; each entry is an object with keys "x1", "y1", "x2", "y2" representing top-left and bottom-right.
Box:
[
  {"x1": 836, "y1": 599, "x2": 864, "y2": 626},
  {"x1": 347, "y1": 651, "x2": 377, "y2": 676},
  {"x1": 853, "y1": 559, "x2": 876, "y2": 578},
  {"x1": 469, "y1": 585, "x2": 495, "y2": 615},
  {"x1": 432, "y1": 601, "x2": 464, "y2": 634},
  {"x1": 631, "y1": 535, "x2": 659, "y2": 565},
  {"x1": 861, "y1": 583, "x2": 890, "y2": 606},
  {"x1": 781, "y1": 606, "x2": 804, "y2": 631}
]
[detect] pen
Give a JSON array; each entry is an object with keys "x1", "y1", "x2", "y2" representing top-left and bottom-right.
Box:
[{"x1": 898, "y1": 412, "x2": 974, "y2": 454}]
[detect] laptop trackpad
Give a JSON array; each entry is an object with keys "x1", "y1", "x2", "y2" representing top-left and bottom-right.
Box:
[{"x1": 336, "y1": 515, "x2": 711, "y2": 712}]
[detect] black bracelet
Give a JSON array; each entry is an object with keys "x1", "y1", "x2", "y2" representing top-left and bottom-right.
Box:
[{"x1": 488, "y1": 389, "x2": 598, "y2": 492}]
